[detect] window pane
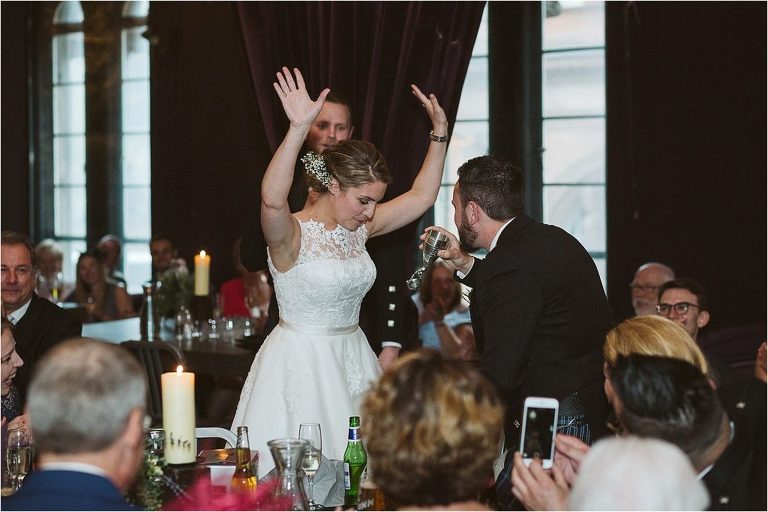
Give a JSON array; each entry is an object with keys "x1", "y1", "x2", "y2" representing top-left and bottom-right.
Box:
[
  {"x1": 122, "y1": 187, "x2": 151, "y2": 239},
  {"x1": 543, "y1": 1, "x2": 604, "y2": 50},
  {"x1": 592, "y1": 257, "x2": 607, "y2": 291},
  {"x1": 54, "y1": 186, "x2": 87, "y2": 237},
  {"x1": 445, "y1": 121, "x2": 489, "y2": 184},
  {"x1": 456, "y1": 57, "x2": 489, "y2": 120},
  {"x1": 543, "y1": 185, "x2": 605, "y2": 253},
  {"x1": 123, "y1": 242, "x2": 152, "y2": 294},
  {"x1": 543, "y1": 50, "x2": 605, "y2": 117},
  {"x1": 122, "y1": 0, "x2": 149, "y2": 18},
  {"x1": 53, "y1": 135, "x2": 86, "y2": 184},
  {"x1": 122, "y1": 26, "x2": 150, "y2": 80},
  {"x1": 122, "y1": 80, "x2": 150, "y2": 132},
  {"x1": 122, "y1": 134, "x2": 151, "y2": 185},
  {"x1": 52, "y1": 33, "x2": 85, "y2": 84},
  {"x1": 59, "y1": 239, "x2": 87, "y2": 288},
  {"x1": 472, "y1": 6, "x2": 489, "y2": 57},
  {"x1": 53, "y1": 1, "x2": 84, "y2": 24},
  {"x1": 53, "y1": 84, "x2": 86, "y2": 134},
  {"x1": 543, "y1": 118, "x2": 604, "y2": 184}
]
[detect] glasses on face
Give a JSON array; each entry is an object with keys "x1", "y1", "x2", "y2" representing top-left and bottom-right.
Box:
[
  {"x1": 629, "y1": 283, "x2": 658, "y2": 293},
  {"x1": 656, "y1": 302, "x2": 699, "y2": 315}
]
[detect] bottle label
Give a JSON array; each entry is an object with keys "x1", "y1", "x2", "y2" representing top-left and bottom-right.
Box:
[
  {"x1": 344, "y1": 462, "x2": 351, "y2": 489},
  {"x1": 348, "y1": 426, "x2": 361, "y2": 441}
]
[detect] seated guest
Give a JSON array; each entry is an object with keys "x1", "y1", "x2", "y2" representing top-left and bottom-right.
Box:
[
  {"x1": 656, "y1": 277, "x2": 710, "y2": 341},
  {"x1": 4, "y1": 338, "x2": 147, "y2": 511},
  {"x1": 219, "y1": 238, "x2": 272, "y2": 331},
  {"x1": 1, "y1": 231, "x2": 82, "y2": 404},
  {"x1": 502, "y1": 316, "x2": 711, "y2": 510},
  {"x1": 411, "y1": 262, "x2": 470, "y2": 351},
  {"x1": 568, "y1": 436, "x2": 709, "y2": 510},
  {"x1": 64, "y1": 251, "x2": 135, "y2": 322},
  {"x1": 33, "y1": 239, "x2": 74, "y2": 303},
  {"x1": 629, "y1": 261, "x2": 675, "y2": 316},
  {"x1": 95, "y1": 234, "x2": 127, "y2": 288},
  {"x1": 1, "y1": 317, "x2": 25, "y2": 425},
  {"x1": 362, "y1": 349, "x2": 503, "y2": 510},
  {"x1": 512, "y1": 353, "x2": 766, "y2": 511},
  {"x1": 149, "y1": 234, "x2": 185, "y2": 280}
]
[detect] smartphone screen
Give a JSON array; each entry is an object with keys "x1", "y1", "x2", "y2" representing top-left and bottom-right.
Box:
[{"x1": 521, "y1": 406, "x2": 557, "y2": 460}]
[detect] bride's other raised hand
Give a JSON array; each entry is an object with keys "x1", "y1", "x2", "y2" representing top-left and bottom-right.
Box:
[
  {"x1": 273, "y1": 67, "x2": 330, "y2": 130},
  {"x1": 411, "y1": 84, "x2": 448, "y2": 137}
]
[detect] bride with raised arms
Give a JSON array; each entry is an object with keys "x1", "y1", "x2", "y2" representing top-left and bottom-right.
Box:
[{"x1": 232, "y1": 67, "x2": 448, "y2": 476}]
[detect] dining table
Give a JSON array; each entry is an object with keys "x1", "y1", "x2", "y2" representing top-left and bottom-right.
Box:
[{"x1": 82, "y1": 317, "x2": 260, "y2": 378}]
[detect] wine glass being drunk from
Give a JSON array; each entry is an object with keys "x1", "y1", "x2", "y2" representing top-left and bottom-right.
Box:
[
  {"x1": 298, "y1": 423, "x2": 322, "y2": 510},
  {"x1": 6, "y1": 427, "x2": 31, "y2": 492}
]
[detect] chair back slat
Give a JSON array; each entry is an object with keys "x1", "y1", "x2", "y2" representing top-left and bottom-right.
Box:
[{"x1": 121, "y1": 340, "x2": 185, "y2": 425}]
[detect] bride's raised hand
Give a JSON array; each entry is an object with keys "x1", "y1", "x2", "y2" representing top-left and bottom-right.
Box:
[
  {"x1": 411, "y1": 84, "x2": 448, "y2": 136},
  {"x1": 273, "y1": 67, "x2": 330, "y2": 129}
]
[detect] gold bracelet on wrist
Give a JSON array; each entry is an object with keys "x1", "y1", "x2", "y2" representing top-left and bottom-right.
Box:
[{"x1": 429, "y1": 130, "x2": 448, "y2": 143}]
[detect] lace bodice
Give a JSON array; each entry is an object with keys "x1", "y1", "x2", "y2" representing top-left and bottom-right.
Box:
[{"x1": 268, "y1": 219, "x2": 376, "y2": 328}]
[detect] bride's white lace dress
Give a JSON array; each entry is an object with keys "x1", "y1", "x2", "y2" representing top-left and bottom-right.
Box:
[{"x1": 232, "y1": 218, "x2": 382, "y2": 477}]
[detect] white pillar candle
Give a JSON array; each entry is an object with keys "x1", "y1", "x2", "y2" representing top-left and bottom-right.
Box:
[
  {"x1": 194, "y1": 250, "x2": 211, "y2": 296},
  {"x1": 161, "y1": 365, "x2": 196, "y2": 464}
]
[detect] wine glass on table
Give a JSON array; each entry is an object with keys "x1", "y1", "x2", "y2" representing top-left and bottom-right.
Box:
[
  {"x1": 298, "y1": 423, "x2": 322, "y2": 510},
  {"x1": 6, "y1": 427, "x2": 31, "y2": 492}
]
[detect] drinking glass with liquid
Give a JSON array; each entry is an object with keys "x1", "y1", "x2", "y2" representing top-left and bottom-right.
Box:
[{"x1": 6, "y1": 427, "x2": 32, "y2": 492}]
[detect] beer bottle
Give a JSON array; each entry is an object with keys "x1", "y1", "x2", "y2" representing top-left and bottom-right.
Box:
[
  {"x1": 231, "y1": 426, "x2": 257, "y2": 493},
  {"x1": 343, "y1": 416, "x2": 367, "y2": 508}
]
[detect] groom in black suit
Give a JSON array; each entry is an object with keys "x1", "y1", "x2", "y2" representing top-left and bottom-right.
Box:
[{"x1": 431, "y1": 156, "x2": 611, "y2": 445}]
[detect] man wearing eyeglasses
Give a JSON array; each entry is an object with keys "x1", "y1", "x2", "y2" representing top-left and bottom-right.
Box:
[
  {"x1": 656, "y1": 278, "x2": 710, "y2": 341},
  {"x1": 629, "y1": 262, "x2": 675, "y2": 316}
]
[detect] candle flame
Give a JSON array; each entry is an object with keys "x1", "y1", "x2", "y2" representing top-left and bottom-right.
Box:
[
  {"x1": 176, "y1": 365, "x2": 184, "y2": 375},
  {"x1": 200, "y1": 250, "x2": 206, "y2": 257}
]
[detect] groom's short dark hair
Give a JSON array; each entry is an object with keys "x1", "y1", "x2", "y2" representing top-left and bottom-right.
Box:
[{"x1": 456, "y1": 156, "x2": 524, "y2": 220}]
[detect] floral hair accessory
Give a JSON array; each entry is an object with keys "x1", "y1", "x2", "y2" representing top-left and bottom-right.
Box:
[{"x1": 301, "y1": 151, "x2": 333, "y2": 188}]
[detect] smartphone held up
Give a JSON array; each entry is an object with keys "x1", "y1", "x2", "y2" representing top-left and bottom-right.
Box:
[{"x1": 519, "y1": 396, "x2": 559, "y2": 469}]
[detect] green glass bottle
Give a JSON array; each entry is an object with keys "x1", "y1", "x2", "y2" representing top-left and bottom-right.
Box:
[{"x1": 343, "y1": 416, "x2": 367, "y2": 508}]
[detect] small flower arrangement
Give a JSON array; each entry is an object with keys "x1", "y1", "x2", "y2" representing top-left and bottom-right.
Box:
[
  {"x1": 155, "y1": 258, "x2": 193, "y2": 318},
  {"x1": 126, "y1": 444, "x2": 167, "y2": 511}
]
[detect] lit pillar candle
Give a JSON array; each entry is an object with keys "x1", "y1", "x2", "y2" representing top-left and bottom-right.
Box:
[
  {"x1": 194, "y1": 250, "x2": 211, "y2": 296},
  {"x1": 161, "y1": 365, "x2": 196, "y2": 464}
]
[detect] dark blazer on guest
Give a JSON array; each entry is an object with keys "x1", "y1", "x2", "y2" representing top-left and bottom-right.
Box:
[
  {"x1": 457, "y1": 214, "x2": 612, "y2": 441},
  {"x1": 11, "y1": 293, "x2": 82, "y2": 403},
  {"x1": 4, "y1": 470, "x2": 134, "y2": 511}
]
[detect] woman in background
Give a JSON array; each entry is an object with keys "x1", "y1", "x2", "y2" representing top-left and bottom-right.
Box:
[{"x1": 65, "y1": 251, "x2": 135, "y2": 322}]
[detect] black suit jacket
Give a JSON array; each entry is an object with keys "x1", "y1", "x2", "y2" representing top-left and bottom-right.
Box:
[
  {"x1": 12, "y1": 293, "x2": 82, "y2": 403},
  {"x1": 458, "y1": 214, "x2": 611, "y2": 441}
]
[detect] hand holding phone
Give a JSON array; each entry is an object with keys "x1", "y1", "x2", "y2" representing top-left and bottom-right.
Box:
[{"x1": 520, "y1": 396, "x2": 559, "y2": 469}]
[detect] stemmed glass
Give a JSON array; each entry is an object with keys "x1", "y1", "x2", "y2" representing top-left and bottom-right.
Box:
[
  {"x1": 6, "y1": 428, "x2": 31, "y2": 492},
  {"x1": 298, "y1": 423, "x2": 322, "y2": 510}
]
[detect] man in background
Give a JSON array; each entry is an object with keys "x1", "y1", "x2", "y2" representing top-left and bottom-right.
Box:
[
  {"x1": 1, "y1": 231, "x2": 82, "y2": 403},
  {"x1": 629, "y1": 261, "x2": 675, "y2": 316},
  {"x1": 656, "y1": 277, "x2": 710, "y2": 341}
]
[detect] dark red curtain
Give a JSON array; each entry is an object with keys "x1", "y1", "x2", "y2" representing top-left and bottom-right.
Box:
[{"x1": 236, "y1": 1, "x2": 485, "y2": 196}]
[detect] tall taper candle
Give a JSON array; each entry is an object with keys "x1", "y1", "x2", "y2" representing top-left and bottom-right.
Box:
[
  {"x1": 194, "y1": 250, "x2": 211, "y2": 296},
  {"x1": 161, "y1": 366, "x2": 196, "y2": 464}
]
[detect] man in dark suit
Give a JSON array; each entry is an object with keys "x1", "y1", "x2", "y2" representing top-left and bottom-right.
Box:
[
  {"x1": 4, "y1": 338, "x2": 146, "y2": 511},
  {"x1": 1, "y1": 231, "x2": 82, "y2": 403},
  {"x1": 431, "y1": 156, "x2": 611, "y2": 445}
]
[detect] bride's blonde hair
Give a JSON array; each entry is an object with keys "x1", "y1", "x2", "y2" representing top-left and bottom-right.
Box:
[{"x1": 307, "y1": 140, "x2": 391, "y2": 192}]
